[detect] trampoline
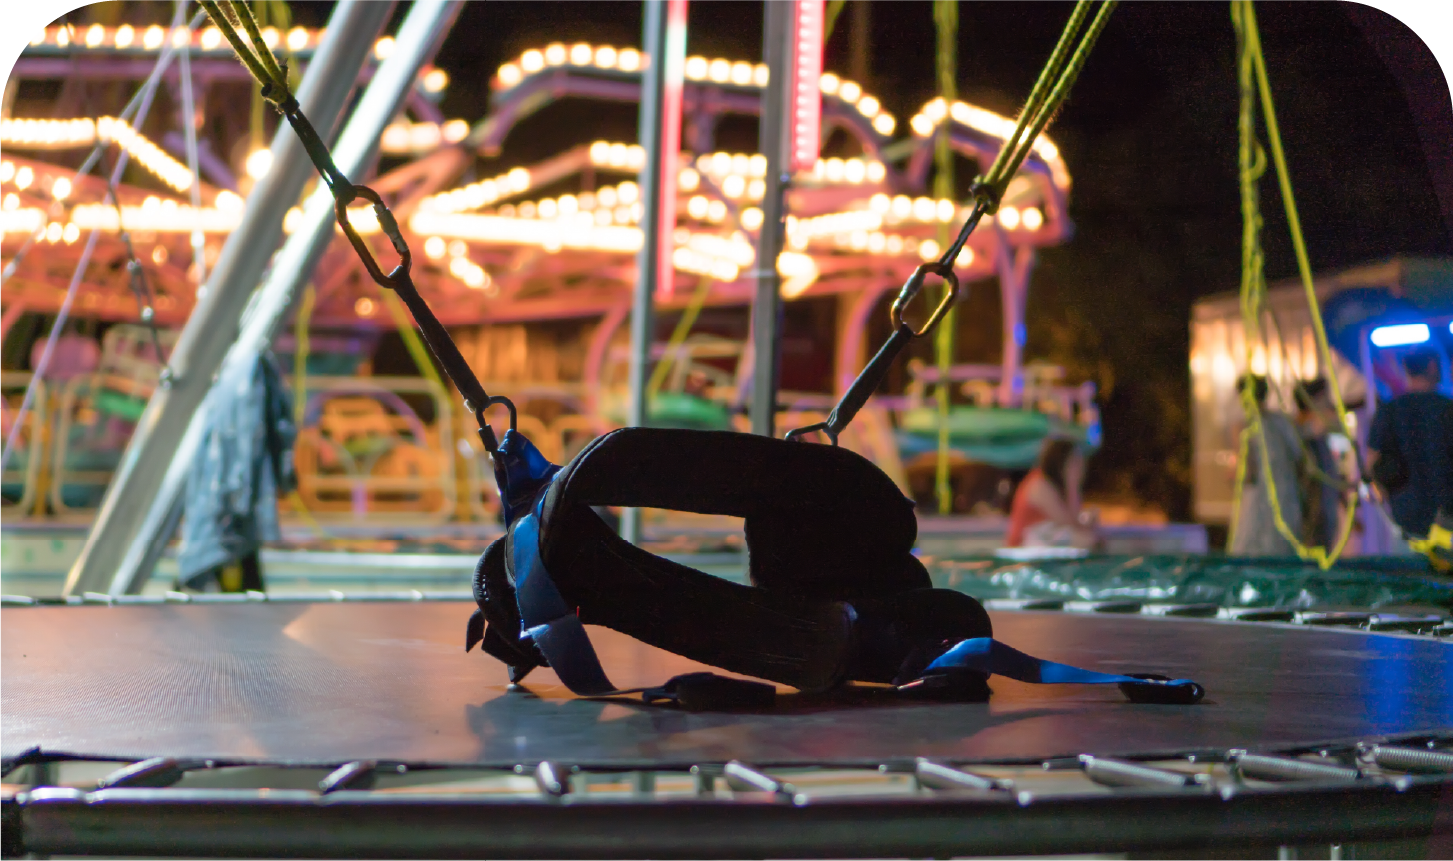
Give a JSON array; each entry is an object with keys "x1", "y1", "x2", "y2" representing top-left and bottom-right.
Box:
[{"x1": 3, "y1": 598, "x2": 1450, "y2": 857}]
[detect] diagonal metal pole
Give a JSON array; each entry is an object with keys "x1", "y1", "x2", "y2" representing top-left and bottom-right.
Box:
[{"x1": 64, "y1": 0, "x2": 399, "y2": 597}]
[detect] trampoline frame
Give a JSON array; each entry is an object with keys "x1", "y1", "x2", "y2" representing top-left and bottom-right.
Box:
[{"x1": 4, "y1": 732, "x2": 1451, "y2": 858}]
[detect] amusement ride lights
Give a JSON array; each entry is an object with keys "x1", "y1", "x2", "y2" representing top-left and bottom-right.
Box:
[
  {"x1": 97, "y1": 118, "x2": 194, "y2": 192},
  {"x1": 380, "y1": 119, "x2": 470, "y2": 154},
  {"x1": 24, "y1": 25, "x2": 446, "y2": 96},
  {"x1": 490, "y1": 42, "x2": 897, "y2": 137},
  {"x1": 72, "y1": 200, "x2": 243, "y2": 234},
  {"x1": 909, "y1": 97, "x2": 1071, "y2": 191},
  {"x1": 420, "y1": 167, "x2": 532, "y2": 214},
  {"x1": 866, "y1": 192, "x2": 1045, "y2": 233},
  {"x1": 1, "y1": 117, "x2": 194, "y2": 192},
  {"x1": 31, "y1": 24, "x2": 333, "y2": 56}
]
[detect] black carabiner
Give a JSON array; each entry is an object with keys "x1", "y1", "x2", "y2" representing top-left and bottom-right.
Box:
[
  {"x1": 891, "y1": 261, "x2": 960, "y2": 337},
  {"x1": 786, "y1": 262, "x2": 962, "y2": 444}
]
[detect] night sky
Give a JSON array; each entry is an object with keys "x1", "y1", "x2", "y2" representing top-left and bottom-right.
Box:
[{"x1": 47, "y1": 1, "x2": 1453, "y2": 518}]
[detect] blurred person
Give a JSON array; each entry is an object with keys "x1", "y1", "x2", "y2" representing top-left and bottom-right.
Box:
[
  {"x1": 1369, "y1": 349, "x2": 1453, "y2": 538},
  {"x1": 1005, "y1": 437, "x2": 1099, "y2": 549},
  {"x1": 1231, "y1": 374, "x2": 1303, "y2": 555},
  {"x1": 1294, "y1": 378, "x2": 1344, "y2": 549}
]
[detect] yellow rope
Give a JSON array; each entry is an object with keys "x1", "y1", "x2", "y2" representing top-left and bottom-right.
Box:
[
  {"x1": 647, "y1": 275, "x2": 713, "y2": 401},
  {"x1": 242, "y1": 2, "x2": 294, "y2": 157},
  {"x1": 292, "y1": 283, "x2": 314, "y2": 428},
  {"x1": 380, "y1": 288, "x2": 446, "y2": 393},
  {"x1": 981, "y1": 1, "x2": 1116, "y2": 200},
  {"x1": 199, "y1": 2, "x2": 285, "y2": 93},
  {"x1": 824, "y1": 0, "x2": 848, "y2": 43},
  {"x1": 1225, "y1": 426, "x2": 1252, "y2": 551},
  {"x1": 933, "y1": 0, "x2": 958, "y2": 515},
  {"x1": 1229, "y1": 0, "x2": 1357, "y2": 568},
  {"x1": 286, "y1": 489, "x2": 328, "y2": 537}
]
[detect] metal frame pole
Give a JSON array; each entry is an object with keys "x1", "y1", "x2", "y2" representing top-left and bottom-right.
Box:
[
  {"x1": 621, "y1": 0, "x2": 687, "y2": 546},
  {"x1": 63, "y1": 1, "x2": 398, "y2": 597},
  {"x1": 749, "y1": 0, "x2": 795, "y2": 437}
]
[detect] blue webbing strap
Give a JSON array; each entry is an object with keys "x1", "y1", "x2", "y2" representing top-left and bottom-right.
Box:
[
  {"x1": 512, "y1": 508, "x2": 620, "y2": 696},
  {"x1": 923, "y1": 637, "x2": 1200, "y2": 690}
]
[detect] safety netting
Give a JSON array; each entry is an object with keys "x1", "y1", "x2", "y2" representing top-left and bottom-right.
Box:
[{"x1": 926, "y1": 554, "x2": 1453, "y2": 610}]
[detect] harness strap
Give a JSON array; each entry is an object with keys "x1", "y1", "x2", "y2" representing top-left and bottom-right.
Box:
[
  {"x1": 513, "y1": 509, "x2": 617, "y2": 695},
  {"x1": 911, "y1": 638, "x2": 1205, "y2": 704}
]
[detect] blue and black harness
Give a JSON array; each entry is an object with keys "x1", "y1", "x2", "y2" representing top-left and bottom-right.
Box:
[{"x1": 465, "y1": 426, "x2": 1204, "y2": 710}]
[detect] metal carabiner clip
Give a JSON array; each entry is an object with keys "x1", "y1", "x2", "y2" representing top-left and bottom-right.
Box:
[
  {"x1": 891, "y1": 260, "x2": 960, "y2": 337},
  {"x1": 335, "y1": 184, "x2": 412, "y2": 290}
]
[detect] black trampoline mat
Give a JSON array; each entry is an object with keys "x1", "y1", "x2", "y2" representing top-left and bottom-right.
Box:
[{"x1": 3, "y1": 602, "x2": 1450, "y2": 766}]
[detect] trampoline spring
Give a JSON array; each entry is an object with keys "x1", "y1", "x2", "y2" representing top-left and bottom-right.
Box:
[
  {"x1": 1229, "y1": 609, "x2": 1296, "y2": 623},
  {"x1": 534, "y1": 761, "x2": 571, "y2": 797},
  {"x1": 1090, "y1": 601, "x2": 1143, "y2": 614},
  {"x1": 1157, "y1": 604, "x2": 1222, "y2": 618},
  {"x1": 96, "y1": 757, "x2": 188, "y2": 790},
  {"x1": 1230, "y1": 752, "x2": 1361, "y2": 782},
  {"x1": 914, "y1": 759, "x2": 1002, "y2": 792},
  {"x1": 1369, "y1": 745, "x2": 1453, "y2": 774},
  {"x1": 319, "y1": 760, "x2": 377, "y2": 794},
  {"x1": 1367, "y1": 615, "x2": 1445, "y2": 634},
  {"x1": 1297, "y1": 612, "x2": 1373, "y2": 628},
  {"x1": 723, "y1": 761, "x2": 788, "y2": 795},
  {"x1": 1079, "y1": 756, "x2": 1207, "y2": 790}
]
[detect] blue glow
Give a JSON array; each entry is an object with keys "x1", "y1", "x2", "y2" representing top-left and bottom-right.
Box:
[{"x1": 1370, "y1": 323, "x2": 1430, "y2": 347}]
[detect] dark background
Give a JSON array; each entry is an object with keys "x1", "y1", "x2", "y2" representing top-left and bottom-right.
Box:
[{"x1": 40, "y1": 1, "x2": 1453, "y2": 520}]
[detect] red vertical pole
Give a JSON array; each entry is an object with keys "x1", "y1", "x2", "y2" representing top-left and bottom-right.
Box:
[
  {"x1": 656, "y1": 0, "x2": 687, "y2": 298},
  {"x1": 789, "y1": 0, "x2": 824, "y2": 175}
]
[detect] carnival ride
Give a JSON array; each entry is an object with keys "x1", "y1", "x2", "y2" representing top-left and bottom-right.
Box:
[
  {"x1": 2, "y1": 15, "x2": 1094, "y2": 529},
  {"x1": 1, "y1": 3, "x2": 1450, "y2": 857}
]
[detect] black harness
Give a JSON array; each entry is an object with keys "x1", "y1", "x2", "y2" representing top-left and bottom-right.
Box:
[{"x1": 464, "y1": 425, "x2": 1204, "y2": 709}]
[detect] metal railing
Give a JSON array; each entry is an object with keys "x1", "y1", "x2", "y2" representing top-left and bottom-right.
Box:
[
  {"x1": 291, "y1": 376, "x2": 457, "y2": 524},
  {"x1": 1, "y1": 372, "x2": 45, "y2": 518}
]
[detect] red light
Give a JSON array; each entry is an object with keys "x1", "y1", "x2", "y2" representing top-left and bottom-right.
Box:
[{"x1": 789, "y1": 0, "x2": 824, "y2": 174}]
